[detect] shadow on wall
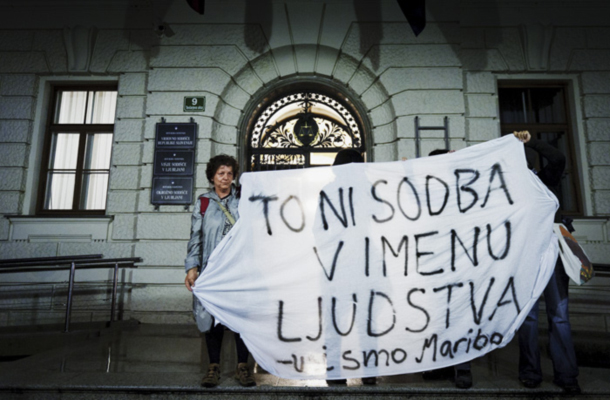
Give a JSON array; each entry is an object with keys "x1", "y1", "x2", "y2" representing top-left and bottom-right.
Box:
[
  {"x1": 123, "y1": 0, "x2": 174, "y2": 66},
  {"x1": 120, "y1": 0, "x2": 503, "y2": 74},
  {"x1": 354, "y1": 0, "x2": 384, "y2": 71},
  {"x1": 121, "y1": 0, "x2": 277, "y2": 74},
  {"x1": 351, "y1": 0, "x2": 503, "y2": 72},
  {"x1": 245, "y1": 0, "x2": 273, "y2": 54},
  {"x1": 426, "y1": 0, "x2": 502, "y2": 71},
  {"x1": 120, "y1": 0, "x2": 503, "y2": 155}
]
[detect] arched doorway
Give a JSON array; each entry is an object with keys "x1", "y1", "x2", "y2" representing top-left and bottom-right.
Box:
[{"x1": 241, "y1": 78, "x2": 370, "y2": 172}]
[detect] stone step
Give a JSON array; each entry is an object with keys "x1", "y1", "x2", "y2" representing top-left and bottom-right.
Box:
[
  {"x1": 1, "y1": 322, "x2": 609, "y2": 400},
  {"x1": 2, "y1": 385, "x2": 610, "y2": 400}
]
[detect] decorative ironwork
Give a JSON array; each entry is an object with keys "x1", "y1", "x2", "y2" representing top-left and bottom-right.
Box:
[
  {"x1": 294, "y1": 114, "x2": 318, "y2": 146},
  {"x1": 248, "y1": 91, "x2": 365, "y2": 171},
  {"x1": 310, "y1": 118, "x2": 353, "y2": 148},
  {"x1": 251, "y1": 92, "x2": 362, "y2": 149},
  {"x1": 265, "y1": 120, "x2": 300, "y2": 148},
  {"x1": 263, "y1": 117, "x2": 353, "y2": 149},
  {"x1": 250, "y1": 154, "x2": 305, "y2": 171}
]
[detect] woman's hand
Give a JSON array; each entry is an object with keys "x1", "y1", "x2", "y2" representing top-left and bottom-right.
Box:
[
  {"x1": 185, "y1": 268, "x2": 199, "y2": 292},
  {"x1": 513, "y1": 130, "x2": 531, "y2": 143}
]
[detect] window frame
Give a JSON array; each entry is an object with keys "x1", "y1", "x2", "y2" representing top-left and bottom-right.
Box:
[
  {"x1": 36, "y1": 84, "x2": 117, "y2": 216},
  {"x1": 497, "y1": 80, "x2": 583, "y2": 216}
]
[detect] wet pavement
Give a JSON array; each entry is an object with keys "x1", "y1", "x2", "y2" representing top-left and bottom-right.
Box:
[{"x1": 0, "y1": 320, "x2": 609, "y2": 399}]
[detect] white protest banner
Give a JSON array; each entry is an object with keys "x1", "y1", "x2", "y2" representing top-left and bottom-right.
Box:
[{"x1": 193, "y1": 135, "x2": 559, "y2": 379}]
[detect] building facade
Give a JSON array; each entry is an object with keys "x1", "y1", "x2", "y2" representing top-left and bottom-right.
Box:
[{"x1": 0, "y1": 0, "x2": 608, "y2": 330}]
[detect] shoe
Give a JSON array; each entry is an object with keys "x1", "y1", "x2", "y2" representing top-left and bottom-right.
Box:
[
  {"x1": 454, "y1": 370, "x2": 473, "y2": 389},
  {"x1": 362, "y1": 376, "x2": 377, "y2": 385},
  {"x1": 235, "y1": 362, "x2": 256, "y2": 387},
  {"x1": 554, "y1": 379, "x2": 581, "y2": 395},
  {"x1": 422, "y1": 367, "x2": 452, "y2": 380},
  {"x1": 201, "y1": 363, "x2": 220, "y2": 388},
  {"x1": 326, "y1": 379, "x2": 347, "y2": 385},
  {"x1": 520, "y1": 378, "x2": 541, "y2": 389}
]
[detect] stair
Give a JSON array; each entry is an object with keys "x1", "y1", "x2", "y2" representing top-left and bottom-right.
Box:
[{"x1": 0, "y1": 321, "x2": 609, "y2": 399}]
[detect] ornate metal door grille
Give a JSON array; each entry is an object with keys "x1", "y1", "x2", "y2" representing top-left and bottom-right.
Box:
[{"x1": 248, "y1": 92, "x2": 365, "y2": 171}]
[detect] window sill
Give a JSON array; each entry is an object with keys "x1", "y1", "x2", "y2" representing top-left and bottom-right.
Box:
[
  {"x1": 571, "y1": 218, "x2": 609, "y2": 243},
  {"x1": 5, "y1": 215, "x2": 113, "y2": 243}
]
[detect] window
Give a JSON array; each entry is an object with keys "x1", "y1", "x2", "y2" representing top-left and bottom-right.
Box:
[
  {"x1": 498, "y1": 82, "x2": 582, "y2": 215},
  {"x1": 246, "y1": 88, "x2": 367, "y2": 172},
  {"x1": 37, "y1": 86, "x2": 117, "y2": 214}
]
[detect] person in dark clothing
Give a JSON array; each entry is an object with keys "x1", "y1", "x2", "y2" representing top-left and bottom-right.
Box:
[
  {"x1": 514, "y1": 130, "x2": 580, "y2": 394},
  {"x1": 333, "y1": 149, "x2": 365, "y2": 165},
  {"x1": 424, "y1": 148, "x2": 473, "y2": 390}
]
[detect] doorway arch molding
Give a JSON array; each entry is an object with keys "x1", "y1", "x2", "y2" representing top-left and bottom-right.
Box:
[{"x1": 208, "y1": 44, "x2": 398, "y2": 175}]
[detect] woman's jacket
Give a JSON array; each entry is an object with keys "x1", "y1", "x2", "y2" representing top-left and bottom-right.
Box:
[{"x1": 184, "y1": 185, "x2": 240, "y2": 273}]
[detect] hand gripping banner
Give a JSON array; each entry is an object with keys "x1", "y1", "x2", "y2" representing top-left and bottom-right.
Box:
[{"x1": 193, "y1": 135, "x2": 559, "y2": 379}]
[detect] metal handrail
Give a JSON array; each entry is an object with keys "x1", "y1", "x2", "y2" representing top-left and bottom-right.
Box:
[
  {"x1": 0, "y1": 254, "x2": 103, "y2": 267},
  {"x1": 0, "y1": 264, "x2": 137, "y2": 273},
  {"x1": 594, "y1": 263, "x2": 610, "y2": 278},
  {"x1": 0, "y1": 255, "x2": 142, "y2": 332},
  {"x1": 69, "y1": 258, "x2": 142, "y2": 266}
]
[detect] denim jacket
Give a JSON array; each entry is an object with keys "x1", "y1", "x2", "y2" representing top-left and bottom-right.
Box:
[{"x1": 184, "y1": 186, "x2": 240, "y2": 273}]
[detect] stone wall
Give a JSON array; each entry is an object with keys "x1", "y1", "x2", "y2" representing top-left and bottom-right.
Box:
[{"x1": 0, "y1": 0, "x2": 608, "y2": 329}]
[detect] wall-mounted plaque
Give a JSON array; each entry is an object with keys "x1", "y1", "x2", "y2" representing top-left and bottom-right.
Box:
[
  {"x1": 152, "y1": 121, "x2": 198, "y2": 206},
  {"x1": 155, "y1": 123, "x2": 196, "y2": 148},
  {"x1": 151, "y1": 177, "x2": 193, "y2": 205},
  {"x1": 154, "y1": 150, "x2": 194, "y2": 176}
]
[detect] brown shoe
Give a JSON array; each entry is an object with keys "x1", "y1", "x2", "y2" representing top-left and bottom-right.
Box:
[
  {"x1": 235, "y1": 362, "x2": 256, "y2": 387},
  {"x1": 201, "y1": 363, "x2": 220, "y2": 388}
]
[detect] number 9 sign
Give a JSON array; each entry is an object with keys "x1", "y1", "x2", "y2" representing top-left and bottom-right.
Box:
[{"x1": 183, "y1": 96, "x2": 205, "y2": 112}]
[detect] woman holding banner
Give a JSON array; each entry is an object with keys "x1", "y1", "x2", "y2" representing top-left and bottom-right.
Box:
[{"x1": 184, "y1": 154, "x2": 256, "y2": 388}]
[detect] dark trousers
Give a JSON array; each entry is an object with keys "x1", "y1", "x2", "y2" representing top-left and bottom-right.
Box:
[
  {"x1": 518, "y1": 258, "x2": 579, "y2": 385},
  {"x1": 206, "y1": 322, "x2": 250, "y2": 365},
  {"x1": 454, "y1": 361, "x2": 471, "y2": 372}
]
